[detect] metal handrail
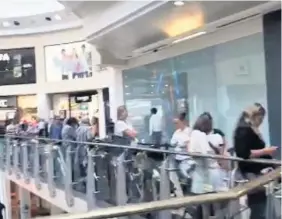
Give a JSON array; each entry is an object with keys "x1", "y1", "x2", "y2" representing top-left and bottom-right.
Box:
[
  {"x1": 2, "y1": 135, "x2": 281, "y2": 166},
  {"x1": 35, "y1": 167, "x2": 281, "y2": 219}
]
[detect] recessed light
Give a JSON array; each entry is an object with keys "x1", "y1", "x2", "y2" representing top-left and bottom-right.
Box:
[
  {"x1": 174, "y1": 1, "x2": 185, "y2": 6},
  {"x1": 2, "y1": 21, "x2": 10, "y2": 27},
  {"x1": 54, "y1": 14, "x2": 62, "y2": 21}
]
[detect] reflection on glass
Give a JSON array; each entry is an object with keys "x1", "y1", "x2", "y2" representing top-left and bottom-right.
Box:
[{"x1": 123, "y1": 33, "x2": 269, "y2": 145}]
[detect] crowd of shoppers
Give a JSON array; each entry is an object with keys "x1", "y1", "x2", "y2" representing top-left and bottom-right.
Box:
[
  {"x1": 115, "y1": 103, "x2": 277, "y2": 219},
  {"x1": 4, "y1": 102, "x2": 278, "y2": 219}
]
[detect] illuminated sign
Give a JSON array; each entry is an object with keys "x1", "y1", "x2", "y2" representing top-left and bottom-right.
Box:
[{"x1": 0, "y1": 53, "x2": 10, "y2": 61}]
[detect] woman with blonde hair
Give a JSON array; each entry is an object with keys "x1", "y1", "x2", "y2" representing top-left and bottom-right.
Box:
[
  {"x1": 114, "y1": 106, "x2": 137, "y2": 145},
  {"x1": 234, "y1": 103, "x2": 277, "y2": 219}
]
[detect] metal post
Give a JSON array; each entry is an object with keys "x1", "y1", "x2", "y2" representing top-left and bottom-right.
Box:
[
  {"x1": 116, "y1": 152, "x2": 127, "y2": 206},
  {"x1": 34, "y1": 140, "x2": 41, "y2": 189},
  {"x1": 158, "y1": 156, "x2": 172, "y2": 219},
  {"x1": 19, "y1": 187, "x2": 31, "y2": 219},
  {"x1": 65, "y1": 146, "x2": 74, "y2": 207},
  {"x1": 14, "y1": 140, "x2": 20, "y2": 179},
  {"x1": 6, "y1": 139, "x2": 12, "y2": 174},
  {"x1": 22, "y1": 141, "x2": 30, "y2": 183},
  {"x1": 86, "y1": 149, "x2": 96, "y2": 210},
  {"x1": 266, "y1": 182, "x2": 275, "y2": 219},
  {"x1": 47, "y1": 144, "x2": 56, "y2": 197}
]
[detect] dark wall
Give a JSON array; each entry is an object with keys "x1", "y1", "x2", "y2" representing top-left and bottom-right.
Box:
[{"x1": 263, "y1": 10, "x2": 281, "y2": 157}]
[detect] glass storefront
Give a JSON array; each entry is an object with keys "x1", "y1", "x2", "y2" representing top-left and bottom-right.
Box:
[
  {"x1": 0, "y1": 47, "x2": 36, "y2": 86},
  {"x1": 51, "y1": 91, "x2": 100, "y2": 121},
  {"x1": 123, "y1": 33, "x2": 269, "y2": 144}
]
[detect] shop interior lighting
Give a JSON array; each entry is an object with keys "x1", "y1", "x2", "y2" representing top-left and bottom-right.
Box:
[
  {"x1": 54, "y1": 14, "x2": 62, "y2": 21},
  {"x1": 172, "y1": 31, "x2": 206, "y2": 44},
  {"x1": 174, "y1": 1, "x2": 185, "y2": 6},
  {"x1": 2, "y1": 21, "x2": 10, "y2": 27}
]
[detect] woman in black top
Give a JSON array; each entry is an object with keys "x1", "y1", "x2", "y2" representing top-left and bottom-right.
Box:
[{"x1": 234, "y1": 103, "x2": 277, "y2": 219}]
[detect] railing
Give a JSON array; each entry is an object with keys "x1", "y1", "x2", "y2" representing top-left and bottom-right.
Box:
[
  {"x1": 0, "y1": 135, "x2": 281, "y2": 218},
  {"x1": 35, "y1": 167, "x2": 281, "y2": 218}
]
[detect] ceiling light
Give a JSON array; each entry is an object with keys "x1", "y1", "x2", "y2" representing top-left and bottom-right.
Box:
[
  {"x1": 172, "y1": 31, "x2": 206, "y2": 44},
  {"x1": 13, "y1": 21, "x2": 20, "y2": 26},
  {"x1": 174, "y1": 1, "x2": 184, "y2": 6},
  {"x1": 54, "y1": 14, "x2": 62, "y2": 21},
  {"x1": 2, "y1": 21, "x2": 10, "y2": 27}
]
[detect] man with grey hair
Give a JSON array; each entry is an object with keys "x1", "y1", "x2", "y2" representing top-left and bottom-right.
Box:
[{"x1": 74, "y1": 117, "x2": 94, "y2": 192}]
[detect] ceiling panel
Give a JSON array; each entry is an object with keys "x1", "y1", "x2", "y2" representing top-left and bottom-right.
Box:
[{"x1": 88, "y1": 1, "x2": 270, "y2": 60}]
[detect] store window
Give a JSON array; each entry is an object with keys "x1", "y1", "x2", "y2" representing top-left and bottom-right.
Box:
[
  {"x1": 17, "y1": 95, "x2": 38, "y2": 121},
  {"x1": 123, "y1": 33, "x2": 269, "y2": 145},
  {"x1": 0, "y1": 47, "x2": 36, "y2": 85}
]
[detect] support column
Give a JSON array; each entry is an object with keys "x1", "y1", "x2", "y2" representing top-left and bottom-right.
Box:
[
  {"x1": 0, "y1": 173, "x2": 11, "y2": 219},
  {"x1": 98, "y1": 89, "x2": 106, "y2": 138},
  {"x1": 109, "y1": 68, "x2": 124, "y2": 122},
  {"x1": 263, "y1": 10, "x2": 281, "y2": 158},
  {"x1": 19, "y1": 187, "x2": 31, "y2": 219},
  {"x1": 37, "y1": 93, "x2": 51, "y2": 121}
]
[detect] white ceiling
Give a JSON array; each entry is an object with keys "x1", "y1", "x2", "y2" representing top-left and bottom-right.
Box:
[
  {"x1": 0, "y1": 0, "x2": 81, "y2": 36},
  {"x1": 0, "y1": 0, "x2": 64, "y2": 18}
]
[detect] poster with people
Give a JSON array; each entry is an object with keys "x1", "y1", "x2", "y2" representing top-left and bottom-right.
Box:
[{"x1": 44, "y1": 42, "x2": 93, "y2": 81}]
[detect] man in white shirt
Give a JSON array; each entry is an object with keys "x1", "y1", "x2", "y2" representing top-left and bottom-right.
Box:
[{"x1": 149, "y1": 108, "x2": 162, "y2": 145}]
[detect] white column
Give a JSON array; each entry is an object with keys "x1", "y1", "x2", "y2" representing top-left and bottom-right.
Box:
[
  {"x1": 0, "y1": 173, "x2": 11, "y2": 219},
  {"x1": 37, "y1": 93, "x2": 51, "y2": 120},
  {"x1": 19, "y1": 187, "x2": 31, "y2": 219},
  {"x1": 109, "y1": 68, "x2": 124, "y2": 122},
  {"x1": 98, "y1": 89, "x2": 106, "y2": 138}
]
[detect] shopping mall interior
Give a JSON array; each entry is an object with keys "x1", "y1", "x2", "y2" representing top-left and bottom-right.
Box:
[{"x1": 0, "y1": 1, "x2": 281, "y2": 219}]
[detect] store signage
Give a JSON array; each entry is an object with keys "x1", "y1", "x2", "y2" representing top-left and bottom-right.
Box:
[
  {"x1": 0, "y1": 53, "x2": 10, "y2": 61},
  {"x1": 74, "y1": 95, "x2": 92, "y2": 103},
  {"x1": 0, "y1": 100, "x2": 8, "y2": 107}
]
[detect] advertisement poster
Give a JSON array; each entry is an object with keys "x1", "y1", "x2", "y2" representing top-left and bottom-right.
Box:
[
  {"x1": 0, "y1": 47, "x2": 36, "y2": 85},
  {"x1": 45, "y1": 42, "x2": 93, "y2": 82}
]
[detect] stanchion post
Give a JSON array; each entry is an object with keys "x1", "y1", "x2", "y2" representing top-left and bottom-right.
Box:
[
  {"x1": 86, "y1": 148, "x2": 96, "y2": 210},
  {"x1": 65, "y1": 145, "x2": 74, "y2": 207},
  {"x1": 116, "y1": 152, "x2": 127, "y2": 206},
  {"x1": 47, "y1": 144, "x2": 56, "y2": 197},
  {"x1": 6, "y1": 139, "x2": 13, "y2": 174},
  {"x1": 158, "y1": 155, "x2": 172, "y2": 219},
  {"x1": 22, "y1": 141, "x2": 29, "y2": 183},
  {"x1": 34, "y1": 140, "x2": 41, "y2": 189},
  {"x1": 14, "y1": 140, "x2": 20, "y2": 179}
]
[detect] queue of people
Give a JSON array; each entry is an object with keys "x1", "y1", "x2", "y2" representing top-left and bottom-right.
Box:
[
  {"x1": 115, "y1": 103, "x2": 277, "y2": 219},
  {"x1": 4, "y1": 102, "x2": 278, "y2": 219}
]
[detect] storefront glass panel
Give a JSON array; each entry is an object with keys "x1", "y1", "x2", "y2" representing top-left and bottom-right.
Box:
[{"x1": 123, "y1": 33, "x2": 269, "y2": 144}]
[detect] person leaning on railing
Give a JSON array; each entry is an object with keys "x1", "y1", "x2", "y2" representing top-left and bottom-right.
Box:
[
  {"x1": 113, "y1": 106, "x2": 137, "y2": 146},
  {"x1": 234, "y1": 103, "x2": 278, "y2": 219}
]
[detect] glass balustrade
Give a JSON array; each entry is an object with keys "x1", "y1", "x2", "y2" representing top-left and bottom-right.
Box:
[{"x1": 0, "y1": 135, "x2": 280, "y2": 219}]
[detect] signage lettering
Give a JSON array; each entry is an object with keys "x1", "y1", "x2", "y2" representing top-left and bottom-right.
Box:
[
  {"x1": 0, "y1": 100, "x2": 8, "y2": 107},
  {"x1": 74, "y1": 95, "x2": 91, "y2": 103},
  {"x1": 0, "y1": 53, "x2": 10, "y2": 61}
]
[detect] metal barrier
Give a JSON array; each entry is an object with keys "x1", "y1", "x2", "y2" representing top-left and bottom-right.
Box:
[
  {"x1": 35, "y1": 167, "x2": 281, "y2": 219},
  {"x1": 0, "y1": 135, "x2": 281, "y2": 218}
]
